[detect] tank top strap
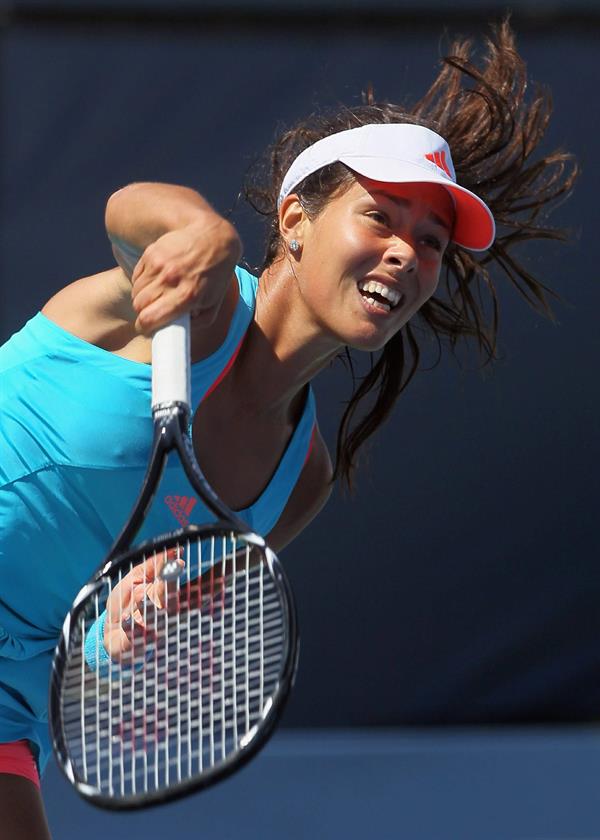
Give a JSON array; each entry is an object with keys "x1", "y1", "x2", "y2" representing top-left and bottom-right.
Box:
[
  {"x1": 189, "y1": 265, "x2": 318, "y2": 537},
  {"x1": 190, "y1": 265, "x2": 257, "y2": 408},
  {"x1": 240, "y1": 386, "x2": 317, "y2": 536}
]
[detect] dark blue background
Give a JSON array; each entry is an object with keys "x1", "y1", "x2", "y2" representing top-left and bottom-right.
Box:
[{"x1": 1, "y1": 9, "x2": 598, "y2": 733}]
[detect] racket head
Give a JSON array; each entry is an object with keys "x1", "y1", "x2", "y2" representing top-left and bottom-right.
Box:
[{"x1": 49, "y1": 524, "x2": 298, "y2": 810}]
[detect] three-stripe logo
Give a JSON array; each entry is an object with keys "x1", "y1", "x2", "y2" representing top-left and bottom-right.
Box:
[
  {"x1": 425, "y1": 150, "x2": 452, "y2": 178},
  {"x1": 165, "y1": 495, "x2": 198, "y2": 527}
]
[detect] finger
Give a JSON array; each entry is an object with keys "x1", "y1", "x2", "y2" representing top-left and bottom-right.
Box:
[
  {"x1": 120, "y1": 610, "x2": 147, "y2": 636},
  {"x1": 131, "y1": 274, "x2": 166, "y2": 317},
  {"x1": 131, "y1": 257, "x2": 145, "y2": 287},
  {"x1": 131, "y1": 243, "x2": 166, "y2": 290},
  {"x1": 129, "y1": 549, "x2": 177, "y2": 586},
  {"x1": 134, "y1": 284, "x2": 194, "y2": 332},
  {"x1": 131, "y1": 257, "x2": 163, "y2": 293},
  {"x1": 134, "y1": 297, "x2": 177, "y2": 334},
  {"x1": 111, "y1": 584, "x2": 147, "y2": 630},
  {"x1": 106, "y1": 578, "x2": 137, "y2": 621},
  {"x1": 133, "y1": 260, "x2": 185, "y2": 300},
  {"x1": 116, "y1": 618, "x2": 157, "y2": 659},
  {"x1": 105, "y1": 628, "x2": 132, "y2": 659},
  {"x1": 148, "y1": 578, "x2": 179, "y2": 611},
  {"x1": 129, "y1": 558, "x2": 161, "y2": 586},
  {"x1": 121, "y1": 590, "x2": 158, "y2": 633},
  {"x1": 146, "y1": 577, "x2": 184, "y2": 616},
  {"x1": 137, "y1": 293, "x2": 221, "y2": 334},
  {"x1": 146, "y1": 579, "x2": 166, "y2": 611}
]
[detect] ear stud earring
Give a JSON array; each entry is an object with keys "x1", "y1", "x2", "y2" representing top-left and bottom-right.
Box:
[{"x1": 289, "y1": 239, "x2": 300, "y2": 253}]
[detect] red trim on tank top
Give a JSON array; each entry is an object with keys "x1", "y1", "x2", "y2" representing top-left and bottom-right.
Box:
[
  {"x1": 303, "y1": 423, "x2": 317, "y2": 467},
  {"x1": 200, "y1": 331, "x2": 316, "y2": 474},
  {"x1": 202, "y1": 334, "x2": 246, "y2": 401}
]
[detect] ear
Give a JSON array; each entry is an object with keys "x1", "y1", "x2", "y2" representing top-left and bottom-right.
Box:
[{"x1": 279, "y1": 194, "x2": 308, "y2": 246}]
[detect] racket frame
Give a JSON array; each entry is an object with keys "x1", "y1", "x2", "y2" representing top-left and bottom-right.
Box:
[{"x1": 50, "y1": 523, "x2": 299, "y2": 810}]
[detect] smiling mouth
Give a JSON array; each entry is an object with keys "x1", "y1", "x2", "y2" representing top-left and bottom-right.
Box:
[{"x1": 357, "y1": 279, "x2": 404, "y2": 313}]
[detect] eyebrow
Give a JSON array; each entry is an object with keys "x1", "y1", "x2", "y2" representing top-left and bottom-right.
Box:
[{"x1": 369, "y1": 190, "x2": 452, "y2": 233}]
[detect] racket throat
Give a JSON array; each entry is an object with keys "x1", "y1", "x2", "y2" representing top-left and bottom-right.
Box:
[
  {"x1": 152, "y1": 401, "x2": 191, "y2": 436},
  {"x1": 107, "y1": 408, "x2": 188, "y2": 560}
]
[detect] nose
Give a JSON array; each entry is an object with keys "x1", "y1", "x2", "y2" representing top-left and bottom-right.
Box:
[{"x1": 384, "y1": 236, "x2": 417, "y2": 274}]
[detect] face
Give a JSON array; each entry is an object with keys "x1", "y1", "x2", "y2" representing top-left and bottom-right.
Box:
[{"x1": 289, "y1": 177, "x2": 454, "y2": 352}]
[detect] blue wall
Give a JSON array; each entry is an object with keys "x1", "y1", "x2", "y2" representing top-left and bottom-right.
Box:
[{"x1": 41, "y1": 728, "x2": 600, "y2": 840}]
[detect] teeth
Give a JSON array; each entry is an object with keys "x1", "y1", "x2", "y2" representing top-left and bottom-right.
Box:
[
  {"x1": 366, "y1": 296, "x2": 390, "y2": 312},
  {"x1": 358, "y1": 280, "x2": 402, "y2": 307}
]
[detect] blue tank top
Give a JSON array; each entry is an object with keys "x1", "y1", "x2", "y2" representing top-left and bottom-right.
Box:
[{"x1": 0, "y1": 266, "x2": 316, "y2": 771}]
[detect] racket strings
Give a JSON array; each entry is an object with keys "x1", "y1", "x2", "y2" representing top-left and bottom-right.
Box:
[{"x1": 59, "y1": 533, "x2": 287, "y2": 798}]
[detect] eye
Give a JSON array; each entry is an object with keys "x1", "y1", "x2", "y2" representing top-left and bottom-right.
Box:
[
  {"x1": 420, "y1": 234, "x2": 444, "y2": 252},
  {"x1": 366, "y1": 210, "x2": 390, "y2": 227}
]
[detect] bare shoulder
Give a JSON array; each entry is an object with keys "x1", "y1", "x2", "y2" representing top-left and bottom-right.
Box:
[
  {"x1": 266, "y1": 426, "x2": 334, "y2": 553},
  {"x1": 41, "y1": 267, "x2": 240, "y2": 363},
  {"x1": 42, "y1": 268, "x2": 139, "y2": 346},
  {"x1": 41, "y1": 267, "x2": 158, "y2": 361}
]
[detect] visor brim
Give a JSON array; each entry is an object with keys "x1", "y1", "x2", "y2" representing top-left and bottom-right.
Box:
[{"x1": 340, "y1": 155, "x2": 495, "y2": 252}]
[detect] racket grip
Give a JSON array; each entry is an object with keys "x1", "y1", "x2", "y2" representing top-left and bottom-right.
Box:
[{"x1": 151, "y1": 315, "x2": 191, "y2": 408}]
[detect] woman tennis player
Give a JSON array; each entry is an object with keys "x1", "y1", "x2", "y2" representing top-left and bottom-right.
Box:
[{"x1": 0, "y1": 21, "x2": 576, "y2": 838}]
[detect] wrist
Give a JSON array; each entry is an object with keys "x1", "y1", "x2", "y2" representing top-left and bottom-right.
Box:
[{"x1": 185, "y1": 216, "x2": 242, "y2": 264}]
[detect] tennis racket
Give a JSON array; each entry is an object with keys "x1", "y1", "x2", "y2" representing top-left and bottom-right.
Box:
[{"x1": 49, "y1": 314, "x2": 299, "y2": 809}]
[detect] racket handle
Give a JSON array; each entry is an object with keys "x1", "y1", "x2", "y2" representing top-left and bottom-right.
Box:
[{"x1": 151, "y1": 314, "x2": 191, "y2": 409}]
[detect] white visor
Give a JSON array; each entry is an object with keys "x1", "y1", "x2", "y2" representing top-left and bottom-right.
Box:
[{"x1": 278, "y1": 123, "x2": 495, "y2": 252}]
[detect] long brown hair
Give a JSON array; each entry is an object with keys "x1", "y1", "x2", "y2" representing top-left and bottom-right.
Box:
[{"x1": 244, "y1": 19, "x2": 578, "y2": 489}]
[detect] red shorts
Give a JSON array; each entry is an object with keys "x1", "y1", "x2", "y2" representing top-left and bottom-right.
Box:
[{"x1": 0, "y1": 740, "x2": 40, "y2": 789}]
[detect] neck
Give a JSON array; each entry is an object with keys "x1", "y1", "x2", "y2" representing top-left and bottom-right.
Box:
[{"x1": 230, "y1": 261, "x2": 341, "y2": 421}]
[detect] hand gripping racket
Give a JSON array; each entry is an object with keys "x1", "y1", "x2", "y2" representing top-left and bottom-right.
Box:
[{"x1": 49, "y1": 315, "x2": 299, "y2": 809}]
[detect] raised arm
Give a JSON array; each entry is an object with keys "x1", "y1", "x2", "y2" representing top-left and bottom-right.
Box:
[
  {"x1": 105, "y1": 182, "x2": 242, "y2": 333},
  {"x1": 42, "y1": 182, "x2": 242, "y2": 345}
]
